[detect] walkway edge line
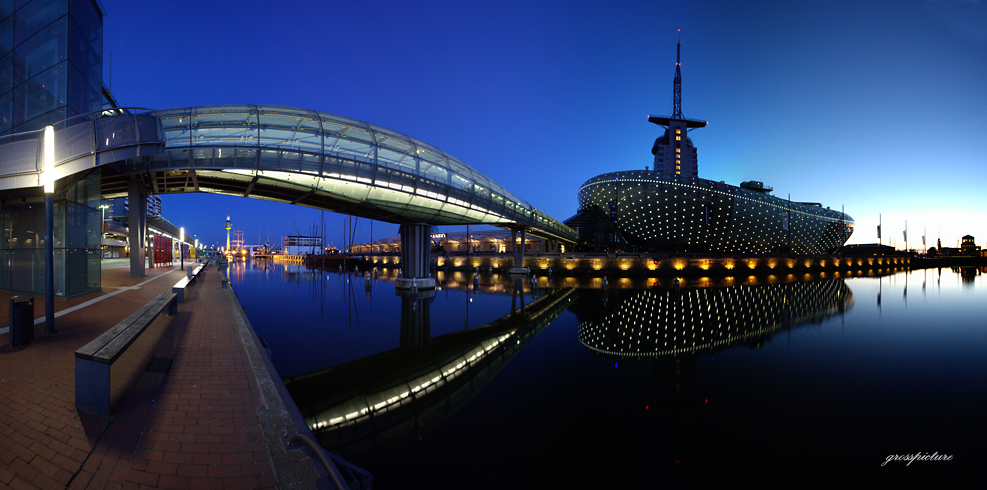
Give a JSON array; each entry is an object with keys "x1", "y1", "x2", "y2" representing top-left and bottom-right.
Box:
[{"x1": 222, "y1": 282, "x2": 333, "y2": 489}]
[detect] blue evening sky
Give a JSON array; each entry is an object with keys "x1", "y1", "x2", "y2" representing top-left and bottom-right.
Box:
[{"x1": 101, "y1": 0, "x2": 986, "y2": 250}]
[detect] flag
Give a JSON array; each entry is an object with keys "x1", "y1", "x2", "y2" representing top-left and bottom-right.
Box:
[
  {"x1": 922, "y1": 235, "x2": 926, "y2": 246},
  {"x1": 877, "y1": 225, "x2": 881, "y2": 239},
  {"x1": 903, "y1": 230, "x2": 907, "y2": 241}
]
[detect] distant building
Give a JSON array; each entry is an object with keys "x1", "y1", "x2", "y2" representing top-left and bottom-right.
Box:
[
  {"x1": 960, "y1": 235, "x2": 980, "y2": 256},
  {"x1": 283, "y1": 236, "x2": 322, "y2": 255},
  {"x1": 352, "y1": 229, "x2": 556, "y2": 255}
]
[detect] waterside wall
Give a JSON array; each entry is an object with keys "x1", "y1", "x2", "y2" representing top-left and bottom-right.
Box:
[{"x1": 370, "y1": 254, "x2": 913, "y2": 276}]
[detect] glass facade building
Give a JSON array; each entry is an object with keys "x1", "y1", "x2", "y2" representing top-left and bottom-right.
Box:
[
  {"x1": 0, "y1": 0, "x2": 103, "y2": 135},
  {"x1": 0, "y1": 0, "x2": 104, "y2": 297}
]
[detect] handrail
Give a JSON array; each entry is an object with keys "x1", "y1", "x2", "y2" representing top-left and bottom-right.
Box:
[
  {"x1": 0, "y1": 107, "x2": 159, "y2": 144},
  {"x1": 286, "y1": 433, "x2": 352, "y2": 490}
]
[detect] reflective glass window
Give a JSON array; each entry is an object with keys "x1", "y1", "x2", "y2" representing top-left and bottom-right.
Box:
[
  {"x1": 15, "y1": 20, "x2": 67, "y2": 84},
  {"x1": 328, "y1": 137, "x2": 371, "y2": 162},
  {"x1": 68, "y1": 0, "x2": 100, "y2": 56},
  {"x1": 0, "y1": 51, "x2": 11, "y2": 94},
  {"x1": 377, "y1": 147, "x2": 415, "y2": 172},
  {"x1": 0, "y1": 90, "x2": 11, "y2": 133},
  {"x1": 14, "y1": 0, "x2": 67, "y2": 45},
  {"x1": 13, "y1": 61, "x2": 65, "y2": 126},
  {"x1": 68, "y1": 16, "x2": 99, "y2": 93},
  {"x1": 0, "y1": 1, "x2": 13, "y2": 21},
  {"x1": 0, "y1": 15, "x2": 13, "y2": 57},
  {"x1": 66, "y1": 57, "x2": 97, "y2": 114}
]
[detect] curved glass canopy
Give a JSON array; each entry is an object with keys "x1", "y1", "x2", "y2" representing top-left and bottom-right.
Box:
[{"x1": 149, "y1": 105, "x2": 577, "y2": 242}]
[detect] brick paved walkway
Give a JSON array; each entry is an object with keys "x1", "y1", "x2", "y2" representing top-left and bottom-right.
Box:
[{"x1": 0, "y1": 262, "x2": 312, "y2": 489}]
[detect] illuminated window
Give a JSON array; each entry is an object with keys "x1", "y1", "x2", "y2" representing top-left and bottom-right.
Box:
[{"x1": 675, "y1": 129, "x2": 681, "y2": 134}]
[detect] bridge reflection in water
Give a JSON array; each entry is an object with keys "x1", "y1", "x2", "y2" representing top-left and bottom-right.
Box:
[{"x1": 283, "y1": 281, "x2": 576, "y2": 466}]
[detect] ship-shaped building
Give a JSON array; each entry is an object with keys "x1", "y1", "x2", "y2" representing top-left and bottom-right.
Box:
[{"x1": 566, "y1": 39, "x2": 854, "y2": 254}]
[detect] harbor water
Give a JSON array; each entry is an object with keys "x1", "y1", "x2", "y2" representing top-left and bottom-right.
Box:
[{"x1": 228, "y1": 260, "x2": 986, "y2": 488}]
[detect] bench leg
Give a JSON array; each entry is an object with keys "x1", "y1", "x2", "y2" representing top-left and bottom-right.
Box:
[
  {"x1": 168, "y1": 298, "x2": 178, "y2": 316},
  {"x1": 75, "y1": 358, "x2": 110, "y2": 415}
]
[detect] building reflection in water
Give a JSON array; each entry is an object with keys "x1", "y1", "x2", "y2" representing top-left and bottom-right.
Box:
[
  {"x1": 283, "y1": 280, "x2": 576, "y2": 467},
  {"x1": 572, "y1": 278, "x2": 854, "y2": 402}
]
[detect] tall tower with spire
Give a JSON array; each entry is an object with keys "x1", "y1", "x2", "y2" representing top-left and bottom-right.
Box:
[
  {"x1": 226, "y1": 214, "x2": 232, "y2": 252},
  {"x1": 648, "y1": 31, "x2": 707, "y2": 178}
]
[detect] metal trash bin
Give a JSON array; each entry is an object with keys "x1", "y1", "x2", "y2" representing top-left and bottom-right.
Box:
[{"x1": 9, "y1": 295, "x2": 34, "y2": 347}]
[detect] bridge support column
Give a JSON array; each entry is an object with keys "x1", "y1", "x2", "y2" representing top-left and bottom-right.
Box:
[
  {"x1": 128, "y1": 180, "x2": 147, "y2": 278},
  {"x1": 398, "y1": 289, "x2": 434, "y2": 352},
  {"x1": 546, "y1": 239, "x2": 560, "y2": 254},
  {"x1": 395, "y1": 223, "x2": 436, "y2": 290},
  {"x1": 510, "y1": 227, "x2": 528, "y2": 274}
]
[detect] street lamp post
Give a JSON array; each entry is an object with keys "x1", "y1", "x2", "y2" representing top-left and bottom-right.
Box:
[
  {"x1": 43, "y1": 126, "x2": 56, "y2": 334},
  {"x1": 98, "y1": 204, "x2": 109, "y2": 259},
  {"x1": 180, "y1": 227, "x2": 185, "y2": 269}
]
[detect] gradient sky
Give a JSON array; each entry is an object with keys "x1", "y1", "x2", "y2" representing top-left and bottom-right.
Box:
[{"x1": 100, "y1": 0, "x2": 987, "y2": 250}]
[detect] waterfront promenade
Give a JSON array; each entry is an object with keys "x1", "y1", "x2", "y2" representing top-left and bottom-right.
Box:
[{"x1": 0, "y1": 260, "x2": 320, "y2": 489}]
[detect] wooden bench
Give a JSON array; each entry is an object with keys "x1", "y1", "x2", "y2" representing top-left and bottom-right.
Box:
[{"x1": 74, "y1": 292, "x2": 178, "y2": 415}]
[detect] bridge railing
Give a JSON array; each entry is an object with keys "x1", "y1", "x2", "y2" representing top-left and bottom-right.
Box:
[{"x1": 0, "y1": 108, "x2": 163, "y2": 185}]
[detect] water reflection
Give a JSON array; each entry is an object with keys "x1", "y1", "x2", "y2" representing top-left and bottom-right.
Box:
[
  {"x1": 284, "y1": 280, "x2": 576, "y2": 467},
  {"x1": 574, "y1": 279, "x2": 854, "y2": 359}
]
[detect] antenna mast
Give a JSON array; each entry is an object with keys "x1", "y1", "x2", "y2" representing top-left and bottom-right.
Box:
[{"x1": 672, "y1": 30, "x2": 683, "y2": 119}]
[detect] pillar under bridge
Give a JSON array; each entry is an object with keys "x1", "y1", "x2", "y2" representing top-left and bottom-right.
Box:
[
  {"x1": 510, "y1": 227, "x2": 529, "y2": 274},
  {"x1": 396, "y1": 223, "x2": 436, "y2": 290},
  {"x1": 128, "y1": 180, "x2": 147, "y2": 278}
]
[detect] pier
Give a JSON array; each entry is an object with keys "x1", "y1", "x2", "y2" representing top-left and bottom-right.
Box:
[{"x1": 0, "y1": 260, "x2": 333, "y2": 489}]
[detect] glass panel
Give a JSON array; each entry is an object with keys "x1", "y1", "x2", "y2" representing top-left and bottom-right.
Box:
[
  {"x1": 0, "y1": 250, "x2": 10, "y2": 290},
  {"x1": 190, "y1": 105, "x2": 257, "y2": 146},
  {"x1": 338, "y1": 125, "x2": 373, "y2": 144},
  {"x1": 234, "y1": 148, "x2": 256, "y2": 168},
  {"x1": 377, "y1": 147, "x2": 415, "y2": 172},
  {"x1": 13, "y1": 61, "x2": 65, "y2": 126},
  {"x1": 192, "y1": 148, "x2": 213, "y2": 167},
  {"x1": 14, "y1": 0, "x2": 67, "y2": 45},
  {"x1": 213, "y1": 147, "x2": 235, "y2": 168},
  {"x1": 258, "y1": 149, "x2": 280, "y2": 170},
  {"x1": 0, "y1": 90, "x2": 12, "y2": 133},
  {"x1": 15, "y1": 20, "x2": 67, "y2": 84},
  {"x1": 94, "y1": 111, "x2": 136, "y2": 150},
  {"x1": 420, "y1": 161, "x2": 449, "y2": 183},
  {"x1": 69, "y1": 0, "x2": 100, "y2": 57},
  {"x1": 374, "y1": 128, "x2": 414, "y2": 153},
  {"x1": 66, "y1": 62, "x2": 98, "y2": 116},
  {"x1": 0, "y1": 17, "x2": 12, "y2": 63},
  {"x1": 331, "y1": 137, "x2": 371, "y2": 162},
  {"x1": 299, "y1": 153, "x2": 320, "y2": 174},
  {"x1": 279, "y1": 151, "x2": 301, "y2": 172},
  {"x1": 68, "y1": 16, "x2": 99, "y2": 94}
]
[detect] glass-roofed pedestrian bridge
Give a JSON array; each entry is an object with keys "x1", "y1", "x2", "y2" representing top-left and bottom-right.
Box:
[{"x1": 0, "y1": 105, "x2": 577, "y2": 243}]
